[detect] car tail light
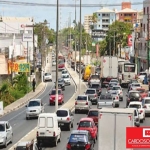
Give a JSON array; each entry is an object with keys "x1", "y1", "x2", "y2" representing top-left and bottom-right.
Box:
[
  {"x1": 66, "y1": 143, "x2": 71, "y2": 149},
  {"x1": 95, "y1": 94, "x2": 97, "y2": 97},
  {"x1": 67, "y1": 117, "x2": 70, "y2": 121},
  {"x1": 53, "y1": 132, "x2": 55, "y2": 137},
  {"x1": 122, "y1": 74, "x2": 124, "y2": 80},
  {"x1": 75, "y1": 101, "x2": 77, "y2": 105},
  {"x1": 116, "y1": 96, "x2": 119, "y2": 99},
  {"x1": 130, "y1": 88, "x2": 132, "y2": 90},
  {"x1": 140, "y1": 110, "x2": 143, "y2": 113},
  {"x1": 86, "y1": 102, "x2": 88, "y2": 105},
  {"x1": 128, "y1": 98, "x2": 130, "y2": 101},
  {"x1": 143, "y1": 105, "x2": 147, "y2": 108},
  {"x1": 37, "y1": 131, "x2": 39, "y2": 137},
  {"x1": 85, "y1": 144, "x2": 91, "y2": 150}
]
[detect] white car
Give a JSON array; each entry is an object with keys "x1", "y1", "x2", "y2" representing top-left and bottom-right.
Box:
[
  {"x1": 129, "y1": 83, "x2": 141, "y2": 91},
  {"x1": 109, "y1": 79, "x2": 119, "y2": 84},
  {"x1": 26, "y1": 99, "x2": 45, "y2": 120},
  {"x1": 43, "y1": 73, "x2": 52, "y2": 82},
  {"x1": 143, "y1": 97, "x2": 150, "y2": 116},
  {"x1": 110, "y1": 91, "x2": 120, "y2": 107},
  {"x1": 62, "y1": 69, "x2": 68, "y2": 76},
  {"x1": 128, "y1": 101, "x2": 145, "y2": 123},
  {"x1": 52, "y1": 61, "x2": 56, "y2": 66},
  {"x1": 61, "y1": 74, "x2": 71, "y2": 85},
  {"x1": 0, "y1": 121, "x2": 13, "y2": 147}
]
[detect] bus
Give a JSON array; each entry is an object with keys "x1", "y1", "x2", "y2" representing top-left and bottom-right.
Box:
[{"x1": 118, "y1": 61, "x2": 137, "y2": 87}]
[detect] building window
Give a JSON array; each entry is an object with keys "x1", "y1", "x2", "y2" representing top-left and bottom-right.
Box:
[
  {"x1": 147, "y1": 7, "x2": 149, "y2": 14},
  {"x1": 144, "y1": 7, "x2": 145, "y2": 15}
]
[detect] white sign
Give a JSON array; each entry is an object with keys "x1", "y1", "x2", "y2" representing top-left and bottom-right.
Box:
[
  {"x1": 23, "y1": 33, "x2": 33, "y2": 42},
  {"x1": 0, "y1": 102, "x2": 3, "y2": 115}
]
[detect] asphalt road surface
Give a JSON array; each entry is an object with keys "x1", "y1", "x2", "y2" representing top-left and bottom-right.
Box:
[{"x1": 0, "y1": 65, "x2": 75, "y2": 150}]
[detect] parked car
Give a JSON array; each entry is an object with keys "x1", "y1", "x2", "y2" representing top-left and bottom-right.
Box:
[
  {"x1": 128, "y1": 101, "x2": 145, "y2": 123},
  {"x1": 126, "y1": 91, "x2": 141, "y2": 107},
  {"x1": 75, "y1": 95, "x2": 92, "y2": 114},
  {"x1": 49, "y1": 89, "x2": 64, "y2": 105},
  {"x1": 43, "y1": 73, "x2": 52, "y2": 82},
  {"x1": 56, "y1": 108, "x2": 74, "y2": 131},
  {"x1": 0, "y1": 121, "x2": 13, "y2": 148},
  {"x1": 66, "y1": 130, "x2": 94, "y2": 150},
  {"x1": 77, "y1": 118, "x2": 98, "y2": 143},
  {"x1": 129, "y1": 83, "x2": 141, "y2": 91},
  {"x1": 57, "y1": 78, "x2": 65, "y2": 91},
  {"x1": 89, "y1": 83, "x2": 102, "y2": 96},
  {"x1": 87, "y1": 109, "x2": 99, "y2": 126},
  {"x1": 61, "y1": 74, "x2": 71, "y2": 85},
  {"x1": 143, "y1": 97, "x2": 150, "y2": 116},
  {"x1": 26, "y1": 99, "x2": 44, "y2": 120},
  {"x1": 135, "y1": 88, "x2": 148, "y2": 99}
]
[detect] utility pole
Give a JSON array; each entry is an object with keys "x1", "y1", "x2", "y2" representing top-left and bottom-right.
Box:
[
  {"x1": 147, "y1": 13, "x2": 150, "y2": 70},
  {"x1": 86, "y1": 35, "x2": 88, "y2": 64},
  {"x1": 114, "y1": 31, "x2": 115, "y2": 56},
  {"x1": 69, "y1": 12, "x2": 72, "y2": 67}
]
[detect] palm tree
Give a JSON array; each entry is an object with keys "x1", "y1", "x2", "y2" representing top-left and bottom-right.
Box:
[{"x1": 90, "y1": 13, "x2": 98, "y2": 29}]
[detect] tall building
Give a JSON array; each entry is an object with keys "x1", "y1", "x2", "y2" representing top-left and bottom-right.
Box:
[
  {"x1": 84, "y1": 14, "x2": 92, "y2": 34},
  {"x1": 116, "y1": 2, "x2": 137, "y2": 23},
  {"x1": 93, "y1": 7, "x2": 115, "y2": 41}
]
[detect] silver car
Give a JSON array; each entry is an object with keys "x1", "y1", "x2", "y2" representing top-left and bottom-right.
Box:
[
  {"x1": 62, "y1": 74, "x2": 71, "y2": 85},
  {"x1": 57, "y1": 108, "x2": 74, "y2": 131},
  {"x1": 26, "y1": 99, "x2": 45, "y2": 120},
  {"x1": 75, "y1": 95, "x2": 92, "y2": 114},
  {"x1": 143, "y1": 97, "x2": 150, "y2": 116},
  {"x1": 129, "y1": 83, "x2": 141, "y2": 91}
]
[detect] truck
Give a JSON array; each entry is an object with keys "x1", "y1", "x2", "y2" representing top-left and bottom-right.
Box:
[
  {"x1": 100, "y1": 56, "x2": 118, "y2": 87},
  {"x1": 98, "y1": 108, "x2": 139, "y2": 150}
]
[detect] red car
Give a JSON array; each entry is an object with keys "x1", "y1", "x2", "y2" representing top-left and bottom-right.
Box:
[
  {"x1": 49, "y1": 89, "x2": 64, "y2": 105},
  {"x1": 87, "y1": 109, "x2": 99, "y2": 126},
  {"x1": 77, "y1": 118, "x2": 98, "y2": 143},
  {"x1": 58, "y1": 62, "x2": 65, "y2": 70},
  {"x1": 135, "y1": 88, "x2": 148, "y2": 99}
]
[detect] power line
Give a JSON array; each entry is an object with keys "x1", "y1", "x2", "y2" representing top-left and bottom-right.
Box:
[{"x1": 0, "y1": 1, "x2": 146, "y2": 7}]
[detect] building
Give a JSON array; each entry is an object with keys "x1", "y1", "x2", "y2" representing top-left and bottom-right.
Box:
[
  {"x1": 84, "y1": 14, "x2": 92, "y2": 34},
  {"x1": 93, "y1": 7, "x2": 115, "y2": 41},
  {"x1": 116, "y1": 2, "x2": 137, "y2": 23}
]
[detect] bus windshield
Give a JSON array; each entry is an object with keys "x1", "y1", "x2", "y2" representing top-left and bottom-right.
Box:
[{"x1": 124, "y1": 64, "x2": 135, "y2": 72}]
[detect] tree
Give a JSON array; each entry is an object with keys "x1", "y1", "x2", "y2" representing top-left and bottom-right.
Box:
[
  {"x1": 98, "y1": 40, "x2": 107, "y2": 56},
  {"x1": 90, "y1": 12, "x2": 98, "y2": 29}
]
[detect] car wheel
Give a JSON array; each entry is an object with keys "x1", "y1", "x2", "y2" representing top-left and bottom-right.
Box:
[
  {"x1": 26, "y1": 116, "x2": 29, "y2": 120},
  {"x1": 93, "y1": 138, "x2": 96, "y2": 144},
  {"x1": 4, "y1": 138, "x2": 7, "y2": 148},
  {"x1": 140, "y1": 119, "x2": 144, "y2": 123},
  {"x1": 75, "y1": 109, "x2": 78, "y2": 114},
  {"x1": 54, "y1": 139, "x2": 58, "y2": 147},
  {"x1": 68, "y1": 123, "x2": 71, "y2": 131},
  {"x1": 58, "y1": 134, "x2": 61, "y2": 142},
  {"x1": 10, "y1": 134, "x2": 13, "y2": 143},
  {"x1": 71, "y1": 122, "x2": 73, "y2": 128}
]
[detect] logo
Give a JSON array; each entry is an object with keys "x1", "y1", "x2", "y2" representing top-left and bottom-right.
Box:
[{"x1": 126, "y1": 127, "x2": 150, "y2": 148}]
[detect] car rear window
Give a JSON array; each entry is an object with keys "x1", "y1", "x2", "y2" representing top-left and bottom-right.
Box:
[
  {"x1": 16, "y1": 146, "x2": 26, "y2": 150},
  {"x1": 111, "y1": 80, "x2": 118, "y2": 83},
  {"x1": 132, "y1": 84, "x2": 140, "y2": 87},
  {"x1": 139, "y1": 73, "x2": 146, "y2": 75},
  {"x1": 88, "y1": 111, "x2": 98, "y2": 117},
  {"x1": 51, "y1": 90, "x2": 61, "y2": 95},
  {"x1": 57, "y1": 110, "x2": 68, "y2": 117},
  {"x1": 0, "y1": 124, "x2": 5, "y2": 131},
  {"x1": 91, "y1": 84, "x2": 99, "y2": 88},
  {"x1": 91, "y1": 75, "x2": 99, "y2": 79},
  {"x1": 112, "y1": 87, "x2": 121, "y2": 90},
  {"x1": 145, "y1": 99, "x2": 150, "y2": 104},
  {"x1": 69, "y1": 134, "x2": 87, "y2": 143},
  {"x1": 137, "y1": 89, "x2": 145, "y2": 93},
  {"x1": 100, "y1": 94, "x2": 112, "y2": 100},
  {"x1": 45, "y1": 73, "x2": 51, "y2": 76},
  {"x1": 129, "y1": 104, "x2": 141, "y2": 109},
  {"x1": 77, "y1": 96, "x2": 87, "y2": 100},
  {"x1": 129, "y1": 92, "x2": 140, "y2": 98},
  {"x1": 86, "y1": 90, "x2": 95, "y2": 94},
  {"x1": 28, "y1": 101, "x2": 40, "y2": 107},
  {"x1": 79, "y1": 121, "x2": 92, "y2": 127}
]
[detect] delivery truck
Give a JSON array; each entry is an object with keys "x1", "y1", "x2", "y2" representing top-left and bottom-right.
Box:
[
  {"x1": 98, "y1": 108, "x2": 139, "y2": 150},
  {"x1": 100, "y1": 56, "x2": 118, "y2": 87}
]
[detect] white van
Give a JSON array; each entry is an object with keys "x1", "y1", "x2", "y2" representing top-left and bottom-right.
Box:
[{"x1": 36, "y1": 113, "x2": 61, "y2": 148}]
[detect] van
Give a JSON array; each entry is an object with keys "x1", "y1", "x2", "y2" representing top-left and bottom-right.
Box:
[{"x1": 36, "y1": 113, "x2": 61, "y2": 148}]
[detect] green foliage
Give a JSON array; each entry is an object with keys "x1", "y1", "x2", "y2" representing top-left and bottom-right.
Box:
[{"x1": 92, "y1": 12, "x2": 98, "y2": 23}]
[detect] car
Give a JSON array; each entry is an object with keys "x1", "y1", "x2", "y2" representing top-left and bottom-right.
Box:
[
  {"x1": 0, "y1": 121, "x2": 13, "y2": 148},
  {"x1": 87, "y1": 109, "x2": 99, "y2": 126},
  {"x1": 49, "y1": 89, "x2": 64, "y2": 105},
  {"x1": 135, "y1": 88, "x2": 148, "y2": 99},
  {"x1": 129, "y1": 83, "x2": 141, "y2": 91},
  {"x1": 77, "y1": 118, "x2": 98, "y2": 143},
  {"x1": 25, "y1": 99, "x2": 44, "y2": 120},
  {"x1": 107, "y1": 82, "x2": 119, "y2": 91},
  {"x1": 128, "y1": 79, "x2": 139, "y2": 89},
  {"x1": 110, "y1": 85, "x2": 123, "y2": 101},
  {"x1": 138, "y1": 72, "x2": 147, "y2": 83},
  {"x1": 95, "y1": 67, "x2": 101, "y2": 75},
  {"x1": 56, "y1": 108, "x2": 74, "y2": 131},
  {"x1": 85, "y1": 88, "x2": 98, "y2": 104},
  {"x1": 58, "y1": 62, "x2": 65, "y2": 70},
  {"x1": 127, "y1": 108, "x2": 140, "y2": 127},
  {"x1": 61, "y1": 69, "x2": 68, "y2": 76},
  {"x1": 143, "y1": 97, "x2": 150, "y2": 116},
  {"x1": 75, "y1": 95, "x2": 92, "y2": 114},
  {"x1": 88, "y1": 75, "x2": 101, "y2": 85},
  {"x1": 109, "y1": 91, "x2": 120, "y2": 107},
  {"x1": 61, "y1": 74, "x2": 71, "y2": 85},
  {"x1": 58, "y1": 78, "x2": 65, "y2": 91},
  {"x1": 89, "y1": 83, "x2": 102, "y2": 96},
  {"x1": 66, "y1": 130, "x2": 94, "y2": 150},
  {"x1": 128, "y1": 101, "x2": 145, "y2": 123},
  {"x1": 126, "y1": 91, "x2": 142, "y2": 107},
  {"x1": 109, "y1": 79, "x2": 119, "y2": 84},
  {"x1": 43, "y1": 73, "x2": 52, "y2": 82},
  {"x1": 52, "y1": 60, "x2": 56, "y2": 66}
]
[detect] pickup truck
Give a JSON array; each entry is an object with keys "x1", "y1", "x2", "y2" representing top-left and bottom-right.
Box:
[{"x1": 88, "y1": 74, "x2": 101, "y2": 86}]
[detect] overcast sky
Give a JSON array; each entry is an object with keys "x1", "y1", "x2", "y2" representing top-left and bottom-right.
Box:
[{"x1": 0, "y1": 0, "x2": 143, "y2": 30}]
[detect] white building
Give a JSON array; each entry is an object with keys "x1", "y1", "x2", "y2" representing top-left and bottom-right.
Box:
[{"x1": 84, "y1": 14, "x2": 92, "y2": 34}]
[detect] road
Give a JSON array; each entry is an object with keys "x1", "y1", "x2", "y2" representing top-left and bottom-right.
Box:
[
  {"x1": 0, "y1": 64, "x2": 75, "y2": 150},
  {"x1": 44, "y1": 84, "x2": 150, "y2": 150}
]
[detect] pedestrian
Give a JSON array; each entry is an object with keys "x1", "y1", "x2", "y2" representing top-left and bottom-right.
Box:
[
  {"x1": 140, "y1": 66, "x2": 143, "y2": 72},
  {"x1": 32, "y1": 78, "x2": 36, "y2": 92},
  {"x1": 144, "y1": 74, "x2": 148, "y2": 85}
]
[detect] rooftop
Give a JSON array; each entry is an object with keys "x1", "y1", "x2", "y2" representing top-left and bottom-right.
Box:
[
  {"x1": 117, "y1": 8, "x2": 137, "y2": 13},
  {"x1": 0, "y1": 17, "x2": 34, "y2": 22},
  {"x1": 96, "y1": 7, "x2": 115, "y2": 13}
]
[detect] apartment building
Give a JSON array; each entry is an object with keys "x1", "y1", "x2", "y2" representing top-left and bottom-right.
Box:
[{"x1": 84, "y1": 14, "x2": 92, "y2": 34}]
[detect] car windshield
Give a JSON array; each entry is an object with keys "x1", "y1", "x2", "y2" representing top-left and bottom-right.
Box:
[
  {"x1": 109, "y1": 83, "x2": 117, "y2": 87},
  {"x1": 91, "y1": 84, "x2": 99, "y2": 88},
  {"x1": 112, "y1": 87, "x2": 121, "y2": 90},
  {"x1": 62, "y1": 71, "x2": 67, "y2": 74},
  {"x1": 88, "y1": 111, "x2": 98, "y2": 117},
  {"x1": 136, "y1": 89, "x2": 145, "y2": 93},
  {"x1": 111, "y1": 80, "x2": 118, "y2": 83},
  {"x1": 91, "y1": 75, "x2": 99, "y2": 79},
  {"x1": 129, "y1": 92, "x2": 140, "y2": 98},
  {"x1": 62, "y1": 75, "x2": 69, "y2": 78},
  {"x1": 69, "y1": 134, "x2": 87, "y2": 143},
  {"x1": 79, "y1": 121, "x2": 92, "y2": 127},
  {"x1": 129, "y1": 104, "x2": 141, "y2": 109},
  {"x1": 100, "y1": 94, "x2": 112, "y2": 100},
  {"x1": 45, "y1": 73, "x2": 51, "y2": 76},
  {"x1": 16, "y1": 146, "x2": 27, "y2": 150},
  {"x1": 28, "y1": 101, "x2": 40, "y2": 107},
  {"x1": 145, "y1": 99, "x2": 150, "y2": 104},
  {"x1": 132, "y1": 84, "x2": 140, "y2": 87},
  {"x1": 86, "y1": 90, "x2": 95, "y2": 94},
  {"x1": 0, "y1": 124, "x2": 5, "y2": 131},
  {"x1": 77, "y1": 96, "x2": 87, "y2": 100},
  {"x1": 57, "y1": 110, "x2": 68, "y2": 117},
  {"x1": 58, "y1": 79, "x2": 63, "y2": 83},
  {"x1": 51, "y1": 90, "x2": 61, "y2": 95}
]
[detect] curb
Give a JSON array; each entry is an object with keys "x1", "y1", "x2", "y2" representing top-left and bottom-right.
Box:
[{"x1": 0, "y1": 83, "x2": 47, "y2": 118}]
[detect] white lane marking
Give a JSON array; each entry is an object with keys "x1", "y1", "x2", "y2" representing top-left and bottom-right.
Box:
[{"x1": 8, "y1": 83, "x2": 54, "y2": 122}]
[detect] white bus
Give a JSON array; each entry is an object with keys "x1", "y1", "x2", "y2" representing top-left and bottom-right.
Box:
[{"x1": 118, "y1": 61, "x2": 137, "y2": 87}]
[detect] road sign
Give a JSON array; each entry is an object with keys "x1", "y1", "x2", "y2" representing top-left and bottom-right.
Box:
[{"x1": 22, "y1": 33, "x2": 33, "y2": 42}]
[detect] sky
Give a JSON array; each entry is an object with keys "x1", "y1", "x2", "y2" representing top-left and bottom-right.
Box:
[{"x1": 0, "y1": 0, "x2": 143, "y2": 30}]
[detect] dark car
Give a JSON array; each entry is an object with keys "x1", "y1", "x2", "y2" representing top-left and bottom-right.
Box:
[
  {"x1": 126, "y1": 91, "x2": 141, "y2": 107},
  {"x1": 128, "y1": 79, "x2": 138, "y2": 91},
  {"x1": 57, "y1": 78, "x2": 65, "y2": 91},
  {"x1": 66, "y1": 130, "x2": 94, "y2": 150},
  {"x1": 89, "y1": 83, "x2": 102, "y2": 96}
]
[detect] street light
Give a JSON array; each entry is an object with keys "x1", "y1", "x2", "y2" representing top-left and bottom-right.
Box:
[{"x1": 55, "y1": 0, "x2": 59, "y2": 112}]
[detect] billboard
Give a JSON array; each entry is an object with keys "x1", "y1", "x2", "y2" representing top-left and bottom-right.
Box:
[{"x1": 92, "y1": 29, "x2": 107, "y2": 38}]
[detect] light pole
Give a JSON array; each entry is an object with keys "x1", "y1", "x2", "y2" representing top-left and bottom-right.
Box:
[
  {"x1": 55, "y1": 0, "x2": 59, "y2": 112},
  {"x1": 79, "y1": 0, "x2": 82, "y2": 94}
]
